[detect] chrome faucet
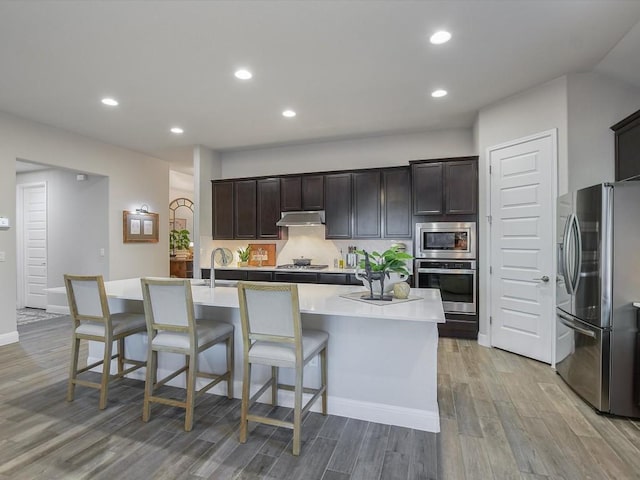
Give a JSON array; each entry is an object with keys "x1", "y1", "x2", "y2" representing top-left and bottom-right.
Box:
[{"x1": 210, "y1": 247, "x2": 226, "y2": 288}]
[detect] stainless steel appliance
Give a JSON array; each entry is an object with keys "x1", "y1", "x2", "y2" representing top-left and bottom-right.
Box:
[
  {"x1": 415, "y1": 222, "x2": 476, "y2": 259},
  {"x1": 556, "y1": 182, "x2": 640, "y2": 417},
  {"x1": 414, "y1": 259, "x2": 477, "y2": 314}
]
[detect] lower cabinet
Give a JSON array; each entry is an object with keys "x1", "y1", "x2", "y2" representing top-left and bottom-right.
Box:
[
  {"x1": 200, "y1": 269, "x2": 362, "y2": 286},
  {"x1": 437, "y1": 313, "x2": 478, "y2": 339},
  {"x1": 170, "y1": 260, "x2": 193, "y2": 278}
]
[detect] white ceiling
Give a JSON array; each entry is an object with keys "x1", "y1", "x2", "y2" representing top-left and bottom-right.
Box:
[{"x1": 2, "y1": 1, "x2": 640, "y2": 173}]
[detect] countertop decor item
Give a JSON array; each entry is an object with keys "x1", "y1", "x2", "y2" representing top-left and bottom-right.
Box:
[
  {"x1": 393, "y1": 281, "x2": 411, "y2": 299},
  {"x1": 356, "y1": 246, "x2": 412, "y2": 300},
  {"x1": 248, "y1": 244, "x2": 276, "y2": 266},
  {"x1": 237, "y1": 246, "x2": 251, "y2": 267},
  {"x1": 213, "y1": 247, "x2": 233, "y2": 266}
]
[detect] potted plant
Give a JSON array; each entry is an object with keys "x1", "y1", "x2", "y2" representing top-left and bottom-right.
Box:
[
  {"x1": 170, "y1": 229, "x2": 191, "y2": 259},
  {"x1": 356, "y1": 246, "x2": 413, "y2": 300},
  {"x1": 237, "y1": 245, "x2": 251, "y2": 267}
]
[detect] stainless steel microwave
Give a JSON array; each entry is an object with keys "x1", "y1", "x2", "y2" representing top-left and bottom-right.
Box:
[{"x1": 415, "y1": 222, "x2": 476, "y2": 259}]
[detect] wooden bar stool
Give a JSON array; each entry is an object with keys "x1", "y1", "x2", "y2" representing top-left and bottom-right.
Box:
[
  {"x1": 64, "y1": 274, "x2": 147, "y2": 410},
  {"x1": 140, "y1": 278, "x2": 234, "y2": 431},
  {"x1": 237, "y1": 281, "x2": 328, "y2": 456}
]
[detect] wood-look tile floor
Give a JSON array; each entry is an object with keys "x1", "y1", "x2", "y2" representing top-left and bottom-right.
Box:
[{"x1": 2, "y1": 318, "x2": 640, "y2": 479}]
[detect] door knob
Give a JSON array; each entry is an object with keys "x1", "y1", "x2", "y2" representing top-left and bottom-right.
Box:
[{"x1": 534, "y1": 275, "x2": 549, "y2": 283}]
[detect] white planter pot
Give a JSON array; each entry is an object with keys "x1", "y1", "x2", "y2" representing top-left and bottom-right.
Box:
[{"x1": 355, "y1": 270, "x2": 408, "y2": 294}]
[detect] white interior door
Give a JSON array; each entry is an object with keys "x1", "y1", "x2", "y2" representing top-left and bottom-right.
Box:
[
  {"x1": 18, "y1": 182, "x2": 48, "y2": 309},
  {"x1": 489, "y1": 131, "x2": 556, "y2": 363}
]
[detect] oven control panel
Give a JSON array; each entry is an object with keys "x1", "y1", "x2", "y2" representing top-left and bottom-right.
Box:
[{"x1": 416, "y1": 260, "x2": 476, "y2": 270}]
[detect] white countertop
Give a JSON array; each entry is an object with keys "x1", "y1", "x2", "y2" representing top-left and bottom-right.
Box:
[
  {"x1": 633, "y1": 303, "x2": 640, "y2": 308},
  {"x1": 49, "y1": 278, "x2": 444, "y2": 323}
]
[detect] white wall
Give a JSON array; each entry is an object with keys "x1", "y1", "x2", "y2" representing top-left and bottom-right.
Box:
[
  {"x1": 16, "y1": 169, "x2": 109, "y2": 294},
  {"x1": 0, "y1": 111, "x2": 169, "y2": 344},
  {"x1": 567, "y1": 72, "x2": 640, "y2": 191},
  {"x1": 221, "y1": 128, "x2": 474, "y2": 178},
  {"x1": 194, "y1": 145, "x2": 221, "y2": 277},
  {"x1": 476, "y1": 76, "x2": 569, "y2": 342}
]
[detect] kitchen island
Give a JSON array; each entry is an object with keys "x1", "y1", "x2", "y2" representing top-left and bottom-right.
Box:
[{"x1": 49, "y1": 278, "x2": 445, "y2": 432}]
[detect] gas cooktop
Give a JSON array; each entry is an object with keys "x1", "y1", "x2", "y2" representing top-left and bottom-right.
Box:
[{"x1": 276, "y1": 264, "x2": 329, "y2": 270}]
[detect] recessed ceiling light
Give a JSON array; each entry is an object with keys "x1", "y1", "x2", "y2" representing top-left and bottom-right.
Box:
[
  {"x1": 282, "y1": 110, "x2": 296, "y2": 118},
  {"x1": 430, "y1": 30, "x2": 452, "y2": 45},
  {"x1": 170, "y1": 127, "x2": 184, "y2": 134},
  {"x1": 431, "y1": 89, "x2": 448, "y2": 98},
  {"x1": 101, "y1": 97, "x2": 119, "y2": 106},
  {"x1": 234, "y1": 69, "x2": 253, "y2": 80}
]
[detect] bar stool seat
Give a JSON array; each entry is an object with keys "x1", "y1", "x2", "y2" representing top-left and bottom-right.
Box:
[
  {"x1": 248, "y1": 329, "x2": 328, "y2": 368},
  {"x1": 76, "y1": 313, "x2": 146, "y2": 337},
  {"x1": 152, "y1": 320, "x2": 233, "y2": 350}
]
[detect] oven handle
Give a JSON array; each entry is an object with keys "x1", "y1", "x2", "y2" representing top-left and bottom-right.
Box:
[{"x1": 417, "y1": 268, "x2": 476, "y2": 275}]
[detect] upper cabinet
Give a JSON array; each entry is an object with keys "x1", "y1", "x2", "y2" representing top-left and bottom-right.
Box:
[
  {"x1": 383, "y1": 167, "x2": 412, "y2": 238},
  {"x1": 324, "y1": 173, "x2": 352, "y2": 239},
  {"x1": 234, "y1": 179, "x2": 257, "y2": 239},
  {"x1": 412, "y1": 157, "x2": 478, "y2": 216},
  {"x1": 612, "y1": 109, "x2": 640, "y2": 182},
  {"x1": 212, "y1": 181, "x2": 234, "y2": 239},
  {"x1": 257, "y1": 178, "x2": 283, "y2": 239},
  {"x1": 352, "y1": 170, "x2": 381, "y2": 238},
  {"x1": 280, "y1": 174, "x2": 324, "y2": 211}
]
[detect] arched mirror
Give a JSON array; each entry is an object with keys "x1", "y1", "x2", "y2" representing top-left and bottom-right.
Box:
[{"x1": 169, "y1": 197, "x2": 194, "y2": 237}]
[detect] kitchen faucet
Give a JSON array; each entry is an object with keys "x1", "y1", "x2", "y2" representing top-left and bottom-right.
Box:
[{"x1": 210, "y1": 247, "x2": 227, "y2": 288}]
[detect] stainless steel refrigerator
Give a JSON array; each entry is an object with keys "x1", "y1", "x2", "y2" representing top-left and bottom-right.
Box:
[{"x1": 556, "y1": 181, "x2": 640, "y2": 417}]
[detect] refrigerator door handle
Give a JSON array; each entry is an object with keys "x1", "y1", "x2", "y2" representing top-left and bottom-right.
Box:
[
  {"x1": 562, "y1": 213, "x2": 575, "y2": 294},
  {"x1": 572, "y1": 214, "x2": 582, "y2": 293},
  {"x1": 558, "y1": 311, "x2": 596, "y2": 338}
]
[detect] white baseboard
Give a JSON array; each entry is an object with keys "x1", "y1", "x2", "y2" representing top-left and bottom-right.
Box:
[
  {"x1": 47, "y1": 305, "x2": 70, "y2": 315},
  {"x1": 477, "y1": 332, "x2": 490, "y2": 348},
  {"x1": 0, "y1": 331, "x2": 19, "y2": 346},
  {"x1": 89, "y1": 356, "x2": 441, "y2": 433}
]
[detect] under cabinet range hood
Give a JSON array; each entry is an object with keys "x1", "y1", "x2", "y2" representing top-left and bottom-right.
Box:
[{"x1": 276, "y1": 211, "x2": 325, "y2": 227}]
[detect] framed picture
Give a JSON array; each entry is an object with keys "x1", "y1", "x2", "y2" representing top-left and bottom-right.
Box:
[{"x1": 123, "y1": 211, "x2": 159, "y2": 243}]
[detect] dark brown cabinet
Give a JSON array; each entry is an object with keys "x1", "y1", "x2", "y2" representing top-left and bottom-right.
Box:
[
  {"x1": 352, "y1": 170, "x2": 381, "y2": 238},
  {"x1": 257, "y1": 178, "x2": 282, "y2": 239},
  {"x1": 412, "y1": 158, "x2": 478, "y2": 216},
  {"x1": 612, "y1": 109, "x2": 640, "y2": 181},
  {"x1": 412, "y1": 162, "x2": 444, "y2": 215},
  {"x1": 280, "y1": 175, "x2": 324, "y2": 211},
  {"x1": 383, "y1": 167, "x2": 412, "y2": 238},
  {"x1": 212, "y1": 181, "x2": 234, "y2": 239},
  {"x1": 324, "y1": 173, "x2": 352, "y2": 239},
  {"x1": 444, "y1": 160, "x2": 477, "y2": 214},
  {"x1": 234, "y1": 180, "x2": 257, "y2": 239}
]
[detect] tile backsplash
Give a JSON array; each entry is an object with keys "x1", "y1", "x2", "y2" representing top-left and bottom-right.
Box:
[{"x1": 200, "y1": 225, "x2": 413, "y2": 271}]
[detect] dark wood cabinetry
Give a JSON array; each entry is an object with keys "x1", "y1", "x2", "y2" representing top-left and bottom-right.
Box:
[
  {"x1": 234, "y1": 180, "x2": 257, "y2": 239},
  {"x1": 352, "y1": 171, "x2": 381, "y2": 238},
  {"x1": 212, "y1": 181, "x2": 234, "y2": 239},
  {"x1": 612, "y1": 109, "x2": 640, "y2": 181},
  {"x1": 201, "y1": 268, "x2": 362, "y2": 286},
  {"x1": 170, "y1": 259, "x2": 193, "y2": 278},
  {"x1": 383, "y1": 167, "x2": 412, "y2": 238},
  {"x1": 280, "y1": 175, "x2": 324, "y2": 211},
  {"x1": 412, "y1": 157, "x2": 478, "y2": 216},
  {"x1": 257, "y1": 178, "x2": 282, "y2": 239},
  {"x1": 324, "y1": 173, "x2": 352, "y2": 239}
]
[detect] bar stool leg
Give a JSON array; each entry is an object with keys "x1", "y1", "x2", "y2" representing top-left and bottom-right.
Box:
[
  {"x1": 240, "y1": 361, "x2": 251, "y2": 444},
  {"x1": 67, "y1": 336, "x2": 80, "y2": 402},
  {"x1": 142, "y1": 349, "x2": 156, "y2": 422},
  {"x1": 271, "y1": 366, "x2": 279, "y2": 406},
  {"x1": 117, "y1": 337, "x2": 125, "y2": 374},
  {"x1": 226, "y1": 335, "x2": 234, "y2": 399},
  {"x1": 292, "y1": 366, "x2": 304, "y2": 456},
  {"x1": 185, "y1": 354, "x2": 197, "y2": 432},
  {"x1": 321, "y1": 347, "x2": 328, "y2": 415},
  {"x1": 99, "y1": 340, "x2": 113, "y2": 410}
]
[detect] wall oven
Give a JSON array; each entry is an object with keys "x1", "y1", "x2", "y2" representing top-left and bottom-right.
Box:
[
  {"x1": 415, "y1": 222, "x2": 476, "y2": 259},
  {"x1": 415, "y1": 259, "x2": 477, "y2": 314}
]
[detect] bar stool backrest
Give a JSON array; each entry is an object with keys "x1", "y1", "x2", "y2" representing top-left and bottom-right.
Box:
[
  {"x1": 64, "y1": 274, "x2": 110, "y2": 329},
  {"x1": 237, "y1": 282, "x2": 302, "y2": 347},
  {"x1": 140, "y1": 278, "x2": 196, "y2": 336}
]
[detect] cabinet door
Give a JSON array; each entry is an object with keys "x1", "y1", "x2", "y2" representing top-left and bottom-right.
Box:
[
  {"x1": 383, "y1": 168, "x2": 412, "y2": 238},
  {"x1": 257, "y1": 178, "x2": 281, "y2": 239},
  {"x1": 325, "y1": 173, "x2": 352, "y2": 239},
  {"x1": 412, "y1": 162, "x2": 443, "y2": 215},
  {"x1": 445, "y1": 160, "x2": 477, "y2": 214},
  {"x1": 274, "y1": 272, "x2": 318, "y2": 283},
  {"x1": 353, "y1": 171, "x2": 381, "y2": 238},
  {"x1": 613, "y1": 110, "x2": 640, "y2": 181},
  {"x1": 212, "y1": 181, "x2": 234, "y2": 239},
  {"x1": 247, "y1": 271, "x2": 273, "y2": 281},
  {"x1": 302, "y1": 175, "x2": 324, "y2": 210},
  {"x1": 280, "y1": 176, "x2": 302, "y2": 211},
  {"x1": 234, "y1": 180, "x2": 257, "y2": 239}
]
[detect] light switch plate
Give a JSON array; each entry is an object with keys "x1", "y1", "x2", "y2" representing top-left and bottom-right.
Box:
[{"x1": 0, "y1": 217, "x2": 9, "y2": 229}]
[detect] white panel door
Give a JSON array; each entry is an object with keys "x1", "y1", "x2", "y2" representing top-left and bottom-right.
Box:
[
  {"x1": 489, "y1": 131, "x2": 556, "y2": 363},
  {"x1": 21, "y1": 183, "x2": 48, "y2": 309}
]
